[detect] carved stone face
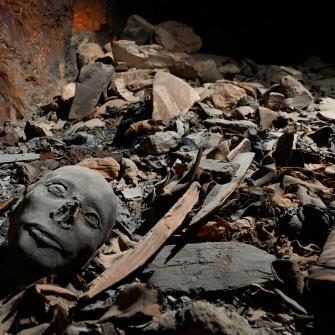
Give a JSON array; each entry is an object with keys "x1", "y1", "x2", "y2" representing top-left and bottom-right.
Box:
[{"x1": 8, "y1": 166, "x2": 116, "y2": 277}]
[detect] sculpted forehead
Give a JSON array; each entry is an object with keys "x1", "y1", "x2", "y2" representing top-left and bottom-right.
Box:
[{"x1": 43, "y1": 165, "x2": 116, "y2": 219}]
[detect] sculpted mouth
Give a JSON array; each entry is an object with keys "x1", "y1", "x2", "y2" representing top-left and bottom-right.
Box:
[{"x1": 25, "y1": 224, "x2": 63, "y2": 251}]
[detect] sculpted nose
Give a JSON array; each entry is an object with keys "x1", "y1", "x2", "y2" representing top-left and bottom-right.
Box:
[{"x1": 49, "y1": 198, "x2": 80, "y2": 229}]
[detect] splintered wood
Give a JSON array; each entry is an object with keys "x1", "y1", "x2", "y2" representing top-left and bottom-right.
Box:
[{"x1": 82, "y1": 182, "x2": 200, "y2": 300}]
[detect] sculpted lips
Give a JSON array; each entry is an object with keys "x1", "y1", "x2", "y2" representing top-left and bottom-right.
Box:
[{"x1": 25, "y1": 224, "x2": 63, "y2": 252}]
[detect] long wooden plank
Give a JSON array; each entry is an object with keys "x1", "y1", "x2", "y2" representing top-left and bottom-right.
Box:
[
  {"x1": 81, "y1": 182, "x2": 200, "y2": 300},
  {"x1": 189, "y1": 152, "x2": 254, "y2": 226}
]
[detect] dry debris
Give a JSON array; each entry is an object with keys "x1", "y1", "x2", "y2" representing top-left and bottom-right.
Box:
[{"x1": 1, "y1": 12, "x2": 335, "y2": 335}]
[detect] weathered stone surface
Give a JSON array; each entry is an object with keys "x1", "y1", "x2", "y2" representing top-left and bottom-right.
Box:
[
  {"x1": 141, "y1": 131, "x2": 181, "y2": 155},
  {"x1": 69, "y1": 63, "x2": 114, "y2": 121},
  {"x1": 24, "y1": 121, "x2": 53, "y2": 140},
  {"x1": 199, "y1": 160, "x2": 239, "y2": 179},
  {"x1": 154, "y1": 21, "x2": 202, "y2": 53},
  {"x1": 210, "y1": 82, "x2": 247, "y2": 110},
  {"x1": 318, "y1": 97, "x2": 335, "y2": 120},
  {"x1": 113, "y1": 69, "x2": 157, "y2": 103},
  {"x1": 219, "y1": 63, "x2": 241, "y2": 76},
  {"x1": 144, "y1": 301, "x2": 257, "y2": 335},
  {"x1": 279, "y1": 75, "x2": 313, "y2": 109},
  {"x1": 194, "y1": 59, "x2": 222, "y2": 82},
  {"x1": 264, "y1": 92, "x2": 286, "y2": 111},
  {"x1": 77, "y1": 42, "x2": 104, "y2": 69},
  {"x1": 148, "y1": 242, "x2": 275, "y2": 294},
  {"x1": 121, "y1": 14, "x2": 155, "y2": 45},
  {"x1": 112, "y1": 40, "x2": 197, "y2": 79},
  {"x1": 152, "y1": 71, "x2": 200, "y2": 123},
  {"x1": 0, "y1": 1, "x2": 76, "y2": 123},
  {"x1": 61, "y1": 83, "x2": 76, "y2": 102},
  {"x1": 112, "y1": 40, "x2": 174, "y2": 70},
  {"x1": 257, "y1": 106, "x2": 279, "y2": 129},
  {"x1": 205, "y1": 118, "x2": 258, "y2": 132}
]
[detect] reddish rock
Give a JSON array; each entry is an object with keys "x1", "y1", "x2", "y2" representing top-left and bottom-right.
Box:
[
  {"x1": 210, "y1": 82, "x2": 247, "y2": 110},
  {"x1": 0, "y1": 1, "x2": 76, "y2": 124}
]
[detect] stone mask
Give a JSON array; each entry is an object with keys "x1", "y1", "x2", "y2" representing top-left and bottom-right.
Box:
[{"x1": 7, "y1": 165, "x2": 117, "y2": 278}]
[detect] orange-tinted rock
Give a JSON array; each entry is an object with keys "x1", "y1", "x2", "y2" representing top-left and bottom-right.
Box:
[{"x1": 0, "y1": 0, "x2": 76, "y2": 124}]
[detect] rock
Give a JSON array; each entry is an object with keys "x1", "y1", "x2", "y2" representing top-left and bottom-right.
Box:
[
  {"x1": 152, "y1": 71, "x2": 200, "y2": 123},
  {"x1": 235, "y1": 106, "x2": 255, "y2": 119},
  {"x1": 279, "y1": 75, "x2": 313, "y2": 109},
  {"x1": 147, "y1": 242, "x2": 275, "y2": 295},
  {"x1": 113, "y1": 69, "x2": 157, "y2": 103},
  {"x1": 199, "y1": 160, "x2": 239, "y2": 179},
  {"x1": 318, "y1": 97, "x2": 335, "y2": 120},
  {"x1": 238, "y1": 95, "x2": 259, "y2": 109},
  {"x1": 69, "y1": 63, "x2": 114, "y2": 121},
  {"x1": 121, "y1": 185, "x2": 143, "y2": 200},
  {"x1": 78, "y1": 157, "x2": 120, "y2": 180},
  {"x1": 141, "y1": 131, "x2": 181, "y2": 155},
  {"x1": 77, "y1": 42, "x2": 104, "y2": 69},
  {"x1": 61, "y1": 82, "x2": 76, "y2": 102},
  {"x1": 112, "y1": 40, "x2": 174, "y2": 70},
  {"x1": 112, "y1": 40, "x2": 197, "y2": 79},
  {"x1": 83, "y1": 118, "x2": 106, "y2": 129},
  {"x1": 219, "y1": 63, "x2": 241, "y2": 76},
  {"x1": 24, "y1": 121, "x2": 53, "y2": 140},
  {"x1": 121, "y1": 15, "x2": 155, "y2": 45},
  {"x1": 0, "y1": 1, "x2": 76, "y2": 124},
  {"x1": 154, "y1": 21, "x2": 202, "y2": 53},
  {"x1": 263, "y1": 92, "x2": 286, "y2": 111},
  {"x1": 93, "y1": 99, "x2": 129, "y2": 118},
  {"x1": 1, "y1": 125, "x2": 23, "y2": 146},
  {"x1": 257, "y1": 107, "x2": 279, "y2": 129},
  {"x1": 143, "y1": 301, "x2": 257, "y2": 335},
  {"x1": 205, "y1": 118, "x2": 258, "y2": 132},
  {"x1": 209, "y1": 82, "x2": 247, "y2": 110},
  {"x1": 194, "y1": 59, "x2": 222, "y2": 82}
]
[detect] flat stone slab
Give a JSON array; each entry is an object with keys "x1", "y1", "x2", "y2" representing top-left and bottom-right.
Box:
[{"x1": 148, "y1": 242, "x2": 275, "y2": 295}]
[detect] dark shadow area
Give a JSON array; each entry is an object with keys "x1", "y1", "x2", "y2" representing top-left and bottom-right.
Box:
[{"x1": 112, "y1": 0, "x2": 333, "y2": 64}]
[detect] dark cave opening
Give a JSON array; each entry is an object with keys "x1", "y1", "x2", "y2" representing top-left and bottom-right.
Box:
[{"x1": 109, "y1": 1, "x2": 333, "y2": 65}]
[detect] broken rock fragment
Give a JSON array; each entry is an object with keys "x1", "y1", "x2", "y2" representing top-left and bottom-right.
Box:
[
  {"x1": 152, "y1": 71, "x2": 200, "y2": 123},
  {"x1": 209, "y1": 82, "x2": 247, "y2": 110},
  {"x1": 154, "y1": 20, "x2": 202, "y2": 53},
  {"x1": 77, "y1": 157, "x2": 120, "y2": 180},
  {"x1": 147, "y1": 242, "x2": 275, "y2": 295},
  {"x1": 121, "y1": 14, "x2": 155, "y2": 45},
  {"x1": 279, "y1": 75, "x2": 313, "y2": 109},
  {"x1": 77, "y1": 42, "x2": 104, "y2": 69},
  {"x1": 69, "y1": 63, "x2": 114, "y2": 121},
  {"x1": 263, "y1": 92, "x2": 286, "y2": 111},
  {"x1": 257, "y1": 106, "x2": 279, "y2": 129},
  {"x1": 318, "y1": 97, "x2": 335, "y2": 120},
  {"x1": 140, "y1": 131, "x2": 181, "y2": 155},
  {"x1": 144, "y1": 301, "x2": 257, "y2": 335}
]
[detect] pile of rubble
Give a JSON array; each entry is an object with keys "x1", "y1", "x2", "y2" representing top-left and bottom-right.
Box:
[{"x1": 1, "y1": 14, "x2": 335, "y2": 335}]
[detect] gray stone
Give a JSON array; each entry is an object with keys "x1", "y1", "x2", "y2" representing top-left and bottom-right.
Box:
[
  {"x1": 148, "y1": 242, "x2": 275, "y2": 295},
  {"x1": 69, "y1": 63, "x2": 114, "y2": 121},
  {"x1": 141, "y1": 131, "x2": 181, "y2": 155},
  {"x1": 143, "y1": 301, "x2": 257, "y2": 335}
]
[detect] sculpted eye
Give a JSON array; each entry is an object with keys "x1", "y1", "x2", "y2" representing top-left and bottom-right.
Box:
[
  {"x1": 47, "y1": 183, "x2": 67, "y2": 197},
  {"x1": 84, "y1": 212, "x2": 101, "y2": 229}
]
